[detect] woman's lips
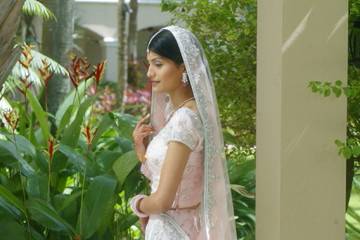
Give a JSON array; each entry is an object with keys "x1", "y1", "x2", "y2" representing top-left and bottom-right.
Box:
[{"x1": 151, "y1": 81, "x2": 160, "y2": 85}]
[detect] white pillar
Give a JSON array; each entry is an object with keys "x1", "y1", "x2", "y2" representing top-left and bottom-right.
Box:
[
  {"x1": 101, "y1": 38, "x2": 118, "y2": 82},
  {"x1": 256, "y1": 1, "x2": 348, "y2": 240}
]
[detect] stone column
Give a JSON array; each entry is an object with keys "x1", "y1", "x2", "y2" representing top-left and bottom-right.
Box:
[{"x1": 256, "y1": 1, "x2": 348, "y2": 240}]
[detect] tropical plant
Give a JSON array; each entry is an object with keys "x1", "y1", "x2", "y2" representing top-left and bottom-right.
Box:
[{"x1": 0, "y1": 51, "x2": 147, "y2": 239}]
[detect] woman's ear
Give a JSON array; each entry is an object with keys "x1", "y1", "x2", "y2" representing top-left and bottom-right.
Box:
[{"x1": 178, "y1": 63, "x2": 186, "y2": 72}]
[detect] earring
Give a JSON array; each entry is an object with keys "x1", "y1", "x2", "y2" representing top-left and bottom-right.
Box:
[{"x1": 182, "y1": 72, "x2": 189, "y2": 85}]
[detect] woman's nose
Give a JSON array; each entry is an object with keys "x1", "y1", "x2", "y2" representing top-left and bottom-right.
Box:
[{"x1": 147, "y1": 66, "x2": 154, "y2": 79}]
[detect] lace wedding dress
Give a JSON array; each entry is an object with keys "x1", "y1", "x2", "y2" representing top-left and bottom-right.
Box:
[
  {"x1": 134, "y1": 25, "x2": 237, "y2": 240},
  {"x1": 141, "y1": 105, "x2": 204, "y2": 239}
]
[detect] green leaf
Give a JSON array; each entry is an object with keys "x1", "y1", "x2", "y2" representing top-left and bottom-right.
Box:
[
  {"x1": 55, "y1": 79, "x2": 93, "y2": 129},
  {"x1": 0, "y1": 217, "x2": 27, "y2": 240},
  {"x1": 112, "y1": 150, "x2": 138, "y2": 187},
  {"x1": 323, "y1": 88, "x2": 331, "y2": 97},
  {"x1": 343, "y1": 147, "x2": 352, "y2": 159},
  {"x1": 61, "y1": 97, "x2": 95, "y2": 147},
  {"x1": 26, "y1": 198, "x2": 75, "y2": 234},
  {"x1": 91, "y1": 114, "x2": 114, "y2": 147},
  {"x1": 0, "y1": 184, "x2": 27, "y2": 219},
  {"x1": 23, "y1": 0, "x2": 56, "y2": 21},
  {"x1": 334, "y1": 139, "x2": 344, "y2": 147},
  {"x1": 111, "y1": 112, "x2": 137, "y2": 140},
  {"x1": 96, "y1": 150, "x2": 122, "y2": 172},
  {"x1": 0, "y1": 140, "x2": 35, "y2": 176},
  {"x1": 26, "y1": 174, "x2": 48, "y2": 200},
  {"x1": 335, "y1": 80, "x2": 343, "y2": 87},
  {"x1": 58, "y1": 144, "x2": 87, "y2": 171},
  {"x1": 115, "y1": 213, "x2": 138, "y2": 232},
  {"x1": 161, "y1": 0, "x2": 179, "y2": 11},
  {"x1": 27, "y1": 90, "x2": 50, "y2": 142},
  {"x1": 56, "y1": 105, "x2": 74, "y2": 138},
  {"x1": 79, "y1": 175, "x2": 117, "y2": 238},
  {"x1": 0, "y1": 132, "x2": 36, "y2": 157},
  {"x1": 331, "y1": 86, "x2": 342, "y2": 97},
  {"x1": 352, "y1": 146, "x2": 360, "y2": 157},
  {"x1": 53, "y1": 191, "x2": 84, "y2": 212},
  {"x1": 343, "y1": 87, "x2": 352, "y2": 97}
]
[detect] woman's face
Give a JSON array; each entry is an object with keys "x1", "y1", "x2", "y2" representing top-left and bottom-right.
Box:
[{"x1": 146, "y1": 51, "x2": 185, "y2": 93}]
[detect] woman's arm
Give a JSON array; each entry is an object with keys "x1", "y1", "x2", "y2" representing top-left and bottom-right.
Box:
[{"x1": 138, "y1": 141, "x2": 191, "y2": 214}]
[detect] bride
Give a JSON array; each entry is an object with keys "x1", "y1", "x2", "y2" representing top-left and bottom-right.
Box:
[{"x1": 130, "y1": 26, "x2": 237, "y2": 239}]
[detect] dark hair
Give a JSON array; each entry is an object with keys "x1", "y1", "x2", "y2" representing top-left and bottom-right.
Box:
[{"x1": 148, "y1": 29, "x2": 184, "y2": 65}]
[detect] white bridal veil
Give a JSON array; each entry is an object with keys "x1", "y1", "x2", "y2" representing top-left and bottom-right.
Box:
[{"x1": 148, "y1": 26, "x2": 237, "y2": 240}]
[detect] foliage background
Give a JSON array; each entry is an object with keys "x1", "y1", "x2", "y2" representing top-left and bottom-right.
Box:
[{"x1": 1, "y1": 0, "x2": 360, "y2": 239}]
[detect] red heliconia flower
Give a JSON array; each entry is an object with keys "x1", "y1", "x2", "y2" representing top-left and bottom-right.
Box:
[
  {"x1": 16, "y1": 73, "x2": 33, "y2": 97},
  {"x1": 93, "y1": 61, "x2": 106, "y2": 85},
  {"x1": 3, "y1": 110, "x2": 19, "y2": 130},
  {"x1": 39, "y1": 60, "x2": 53, "y2": 87},
  {"x1": 82, "y1": 124, "x2": 98, "y2": 147},
  {"x1": 67, "y1": 56, "x2": 92, "y2": 89},
  {"x1": 47, "y1": 138, "x2": 55, "y2": 162},
  {"x1": 69, "y1": 72, "x2": 79, "y2": 88},
  {"x1": 19, "y1": 45, "x2": 34, "y2": 69}
]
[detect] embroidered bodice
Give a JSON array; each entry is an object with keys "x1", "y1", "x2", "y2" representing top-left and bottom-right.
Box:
[
  {"x1": 141, "y1": 106, "x2": 205, "y2": 239},
  {"x1": 143, "y1": 107, "x2": 204, "y2": 209}
]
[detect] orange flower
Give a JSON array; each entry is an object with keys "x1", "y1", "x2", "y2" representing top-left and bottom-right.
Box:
[
  {"x1": 93, "y1": 61, "x2": 106, "y2": 85},
  {"x1": 47, "y1": 138, "x2": 56, "y2": 162},
  {"x1": 16, "y1": 73, "x2": 32, "y2": 97},
  {"x1": 67, "y1": 56, "x2": 92, "y2": 89},
  {"x1": 3, "y1": 110, "x2": 19, "y2": 130},
  {"x1": 19, "y1": 44, "x2": 34, "y2": 69},
  {"x1": 82, "y1": 124, "x2": 98, "y2": 147},
  {"x1": 39, "y1": 60, "x2": 53, "y2": 87}
]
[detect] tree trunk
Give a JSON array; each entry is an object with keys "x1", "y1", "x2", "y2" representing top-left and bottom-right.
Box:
[
  {"x1": 117, "y1": 0, "x2": 128, "y2": 110},
  {"x1": 128, "y1": 0, "x2": 138, "y2": 61},
  {"x1": 0, "y1": 0, "x2": 24, "y2": 90},
  {"x1": 41, "y1": 0, "x2": 74, "y2": 115}
]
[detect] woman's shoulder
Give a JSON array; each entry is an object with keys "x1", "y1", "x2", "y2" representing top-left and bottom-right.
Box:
[{"x1": 171, "y1": 107, "x2": 202, "y2": 130}]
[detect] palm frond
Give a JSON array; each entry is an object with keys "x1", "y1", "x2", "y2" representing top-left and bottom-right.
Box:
[
  {"x1": 22, "y1": 0, "x2": 56, "y2": 21},
  {"x1": 29, "y1": 48, "x2": 69, "y2": 76},
  {"x1": 10, "y1": 46, "x2": 69, "y2": 88},
  {"x1": 231, "y1": 184, "x2": 255, "y2": 199},
  {"x1": 2, "y1": 75, "x2": 19, "y2": 96},
  {"x1": 11, "y1": 62, "x2": 42, "y2": 86},
  {"x1": 0, "y1": 96, "x2": 13, "y2": 117}
]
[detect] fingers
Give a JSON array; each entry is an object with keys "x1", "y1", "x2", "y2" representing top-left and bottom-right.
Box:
[
  {"x1": 136, "y1": 113, "x2": 150, "y2": 128},
  {"x1": 135, "y1": 131, "x2": 154, "y2": 141},
  {"x1": 139, "y1": 124, "x2": 153, "y2": 130},
  {"x1": 133, "y1": 129, "x2": 154, "y2": 143}
]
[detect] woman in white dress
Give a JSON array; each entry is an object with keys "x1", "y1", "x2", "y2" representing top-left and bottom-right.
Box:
[{"x1": 130, "y1": 26, "x2": 237, "y2": 240}]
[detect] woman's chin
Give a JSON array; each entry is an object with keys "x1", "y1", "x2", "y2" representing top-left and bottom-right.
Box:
[{"x1": 152, "y1": 86, "x2": 165, "y2": 93}]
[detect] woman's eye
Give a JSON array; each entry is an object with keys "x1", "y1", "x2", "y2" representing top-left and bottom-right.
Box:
[{"x1": 155, "y1": 62, "x2": 163, "y2": 67}]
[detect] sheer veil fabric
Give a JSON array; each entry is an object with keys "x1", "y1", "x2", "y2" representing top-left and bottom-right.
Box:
[{"x1": 148, "y1": 26, "x2": 237, "y2": 239}]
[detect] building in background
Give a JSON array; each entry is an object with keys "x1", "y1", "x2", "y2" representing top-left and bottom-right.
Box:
[{"x1": 74, "y1": 0, "x2": 173, "y2": 82}]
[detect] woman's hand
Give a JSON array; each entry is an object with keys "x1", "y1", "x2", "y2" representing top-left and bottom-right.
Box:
[
  {"x1": 132, "y1": 113, "x2": 154, "y2": 163},
  {"x1": 139, "y1": 216, "x2": 149, "y2": 233}
]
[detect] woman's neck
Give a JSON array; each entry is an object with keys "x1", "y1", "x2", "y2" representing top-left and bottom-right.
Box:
[{"x1": 168, "y1": 88, "x2": 194, "y2": 109}]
